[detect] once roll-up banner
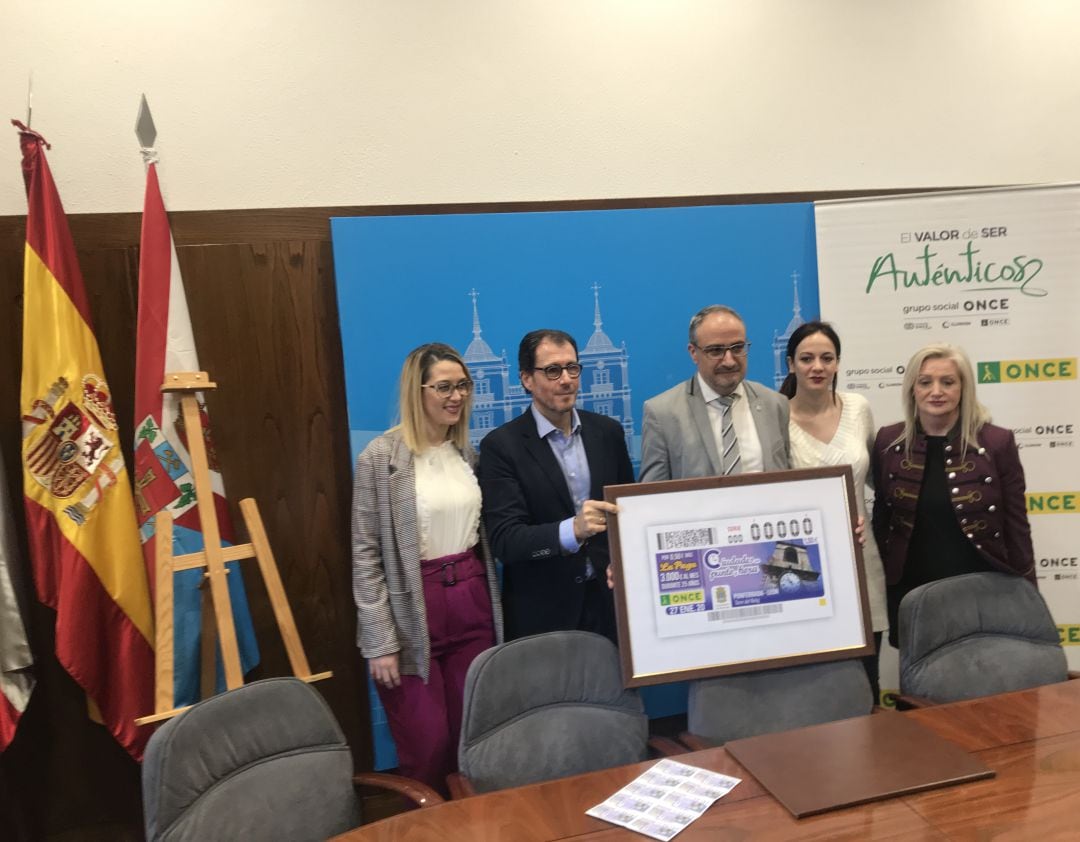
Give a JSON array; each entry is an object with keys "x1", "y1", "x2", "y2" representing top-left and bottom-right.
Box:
[{"x1": 816, "y1": 184, "x2": 1080, "y2": 686}]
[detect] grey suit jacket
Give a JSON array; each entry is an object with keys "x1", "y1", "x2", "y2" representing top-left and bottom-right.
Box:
[
  {"x1": 351, "y1": 430, "x2": 503, "y2": 682},
  {"x1": 639, "y1": 377, "x2": 791, "y2": 482}
]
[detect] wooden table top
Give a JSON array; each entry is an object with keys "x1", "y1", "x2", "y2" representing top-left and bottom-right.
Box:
[{"x1": 338, "y1": 679, "x2": 1080, "y2": 841}]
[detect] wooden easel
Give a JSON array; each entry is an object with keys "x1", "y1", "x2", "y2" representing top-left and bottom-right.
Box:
[{"x1": 136, "y1": 371, "x2": 331, "y2": 726}]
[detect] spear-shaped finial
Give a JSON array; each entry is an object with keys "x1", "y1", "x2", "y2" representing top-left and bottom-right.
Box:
[{"x1": 135, "y1": 94, "x2": 159, "y2": 165}]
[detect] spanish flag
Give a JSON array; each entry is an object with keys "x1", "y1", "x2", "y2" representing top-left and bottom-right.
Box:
[{"x1": 15, "y1": 121, "x2": 153, "y2": 760}]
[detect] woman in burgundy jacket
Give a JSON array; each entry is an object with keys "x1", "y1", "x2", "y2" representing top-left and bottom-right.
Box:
[{"x1": 871, "y1": 343, "x2": 1036, "y2": 648}]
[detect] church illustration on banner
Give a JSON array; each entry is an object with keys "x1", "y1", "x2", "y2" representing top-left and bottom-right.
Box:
[
  {"x1": 461, "y1": 285, "x2": 635, "y2": 460},
  {"x1": 772, "y1": 271, "x2": 806, "y2": 390}
]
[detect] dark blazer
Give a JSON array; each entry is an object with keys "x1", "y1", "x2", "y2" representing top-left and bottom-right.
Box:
[
  {"x1": 870, "y1": 421, "x2": 1035, "y2": 586},
  {"x1": 478, "y1": 408, "x2": 635, "y2": 640}
]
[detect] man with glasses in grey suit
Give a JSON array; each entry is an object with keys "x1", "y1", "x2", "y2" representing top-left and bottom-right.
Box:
[{"x1": 640, "y1": 305, "x2": 791, "y2": 483}]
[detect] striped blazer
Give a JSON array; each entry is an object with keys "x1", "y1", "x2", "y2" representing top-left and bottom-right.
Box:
[{"x1": 351, "y1": 429, "x2": 503, "y2": 682}]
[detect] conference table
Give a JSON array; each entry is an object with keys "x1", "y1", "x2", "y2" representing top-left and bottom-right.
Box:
[{"x1": 338, "y1": 679, "x2": 1080, "y2": 840}]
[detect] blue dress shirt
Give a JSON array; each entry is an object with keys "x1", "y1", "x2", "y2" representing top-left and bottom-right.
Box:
[{"x1": 530, "y1": 405, "x2": 592, "y2": 569}]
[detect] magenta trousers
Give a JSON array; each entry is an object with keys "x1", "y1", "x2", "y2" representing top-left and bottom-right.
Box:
[{"x1": 375, "y1": 547, "x2": 495, "y2": 795}]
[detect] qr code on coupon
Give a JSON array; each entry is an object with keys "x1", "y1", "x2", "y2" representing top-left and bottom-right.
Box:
[{"x1": 657, "y1": 527, "x2": 716, "y2": 551}]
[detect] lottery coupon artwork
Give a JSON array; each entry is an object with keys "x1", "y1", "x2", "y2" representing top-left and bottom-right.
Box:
[{"x1": 648, "y1": 510, "x2": 831, "y2": 638}]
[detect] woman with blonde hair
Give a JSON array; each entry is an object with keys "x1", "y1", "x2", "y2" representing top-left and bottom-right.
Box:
[
  {"x1": 871, "y1": 343, "x2": 1035, "y2": 648},
  {"x1": 352, "y1": 342, "x2": 502, "y2": 793}
]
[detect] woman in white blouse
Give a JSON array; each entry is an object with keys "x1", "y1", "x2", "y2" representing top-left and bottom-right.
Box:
[
  {"x1": 780, "y1": 322, "x2": 888, "y2": 701},
  {"x1": 352, "y1": 343, "x2": 502, "y2": 793}
]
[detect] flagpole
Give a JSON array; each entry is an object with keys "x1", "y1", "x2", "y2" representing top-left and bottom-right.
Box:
[
  {"x1": 15, "y1": 120, "x2": 154, "y2": 760},
  {"x1": 132, "y1": 97, "x2": 265, "y2": 717}
]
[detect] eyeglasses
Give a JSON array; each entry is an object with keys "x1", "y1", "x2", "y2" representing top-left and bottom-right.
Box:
[
  {"x1": 533, "y1": 363, "x2": 583, "y2": 380},
  {"x1": 694, "y1": 342, "x2": 751, "y2": 360},
  {"x1": 422, "y1": 380, "x2": 474, "y2": 397}
]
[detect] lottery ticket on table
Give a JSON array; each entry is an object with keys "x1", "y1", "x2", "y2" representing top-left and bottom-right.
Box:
[{"x1": 586, "y1": 759, "x2": 740, "y2": 840}]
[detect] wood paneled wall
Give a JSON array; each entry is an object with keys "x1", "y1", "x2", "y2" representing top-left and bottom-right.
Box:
[
  {"x1": 0, "y1": 188, "x2": 945, "y2": 839},
  {"x1": 0, "y1": 208, "x2": 363, "y2": 840}
]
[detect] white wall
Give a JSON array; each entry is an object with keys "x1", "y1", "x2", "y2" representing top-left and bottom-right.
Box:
[{"x1": 2, "y1": 0, "x2": 1078, "y2": 215}]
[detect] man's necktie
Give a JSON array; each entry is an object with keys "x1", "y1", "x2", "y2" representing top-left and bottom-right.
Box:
[{"x1": 718, "y1": 394, "x2": 741, "y2": 475}]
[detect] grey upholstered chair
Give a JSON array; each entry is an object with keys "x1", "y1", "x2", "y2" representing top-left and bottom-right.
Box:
[
  {"x1": 898, "y1": 571, "x2": 1068, "y2": 705},
  {"x1": 454, "y1": 630, "x2": 650, "y2": 796},
  {"x1": 142, "y1": 677, "x2": 441, "y2": 841},
  {"x1": 683, "y1": 659, "x2": 874, "y2": 749}
]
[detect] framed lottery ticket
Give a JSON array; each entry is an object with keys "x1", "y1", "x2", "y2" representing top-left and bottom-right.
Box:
[{"x1": 604, "y1": 466, "x2": 873, "y2": 686}]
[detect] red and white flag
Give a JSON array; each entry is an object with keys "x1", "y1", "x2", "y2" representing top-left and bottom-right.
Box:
[{"x1": 134, "y1": 155, "x2": 259, "y2": 706}]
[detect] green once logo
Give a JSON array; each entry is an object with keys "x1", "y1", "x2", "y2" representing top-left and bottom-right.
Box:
[
  {"x1": 978, "y1": 361, "x2": 1001, "y2": 383},
  {"x1": 660, "y1": 594, "x2": 671, "y2": 606}
]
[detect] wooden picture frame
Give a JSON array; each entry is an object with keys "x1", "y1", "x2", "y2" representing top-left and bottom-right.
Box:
[{"x1": 605, "y1": 466, "x2": 873, "y2": 687}]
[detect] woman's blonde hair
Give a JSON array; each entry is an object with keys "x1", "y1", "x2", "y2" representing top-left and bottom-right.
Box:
[
  {"x1": 893, "y1": 343, "x2": 991, "y2": 456},
  {"x1": 393, "y1": 343, "x2": 472, "y2": 454}
]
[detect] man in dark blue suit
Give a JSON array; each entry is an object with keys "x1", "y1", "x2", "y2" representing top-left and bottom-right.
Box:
[{"x1": 478, "y1": 329, "x2": 634, "y2": 644}]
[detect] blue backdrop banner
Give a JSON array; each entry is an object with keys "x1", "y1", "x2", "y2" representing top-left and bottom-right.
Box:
[{"x1": 332, "y1": 201, "x2": 819, "y2": 769}]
